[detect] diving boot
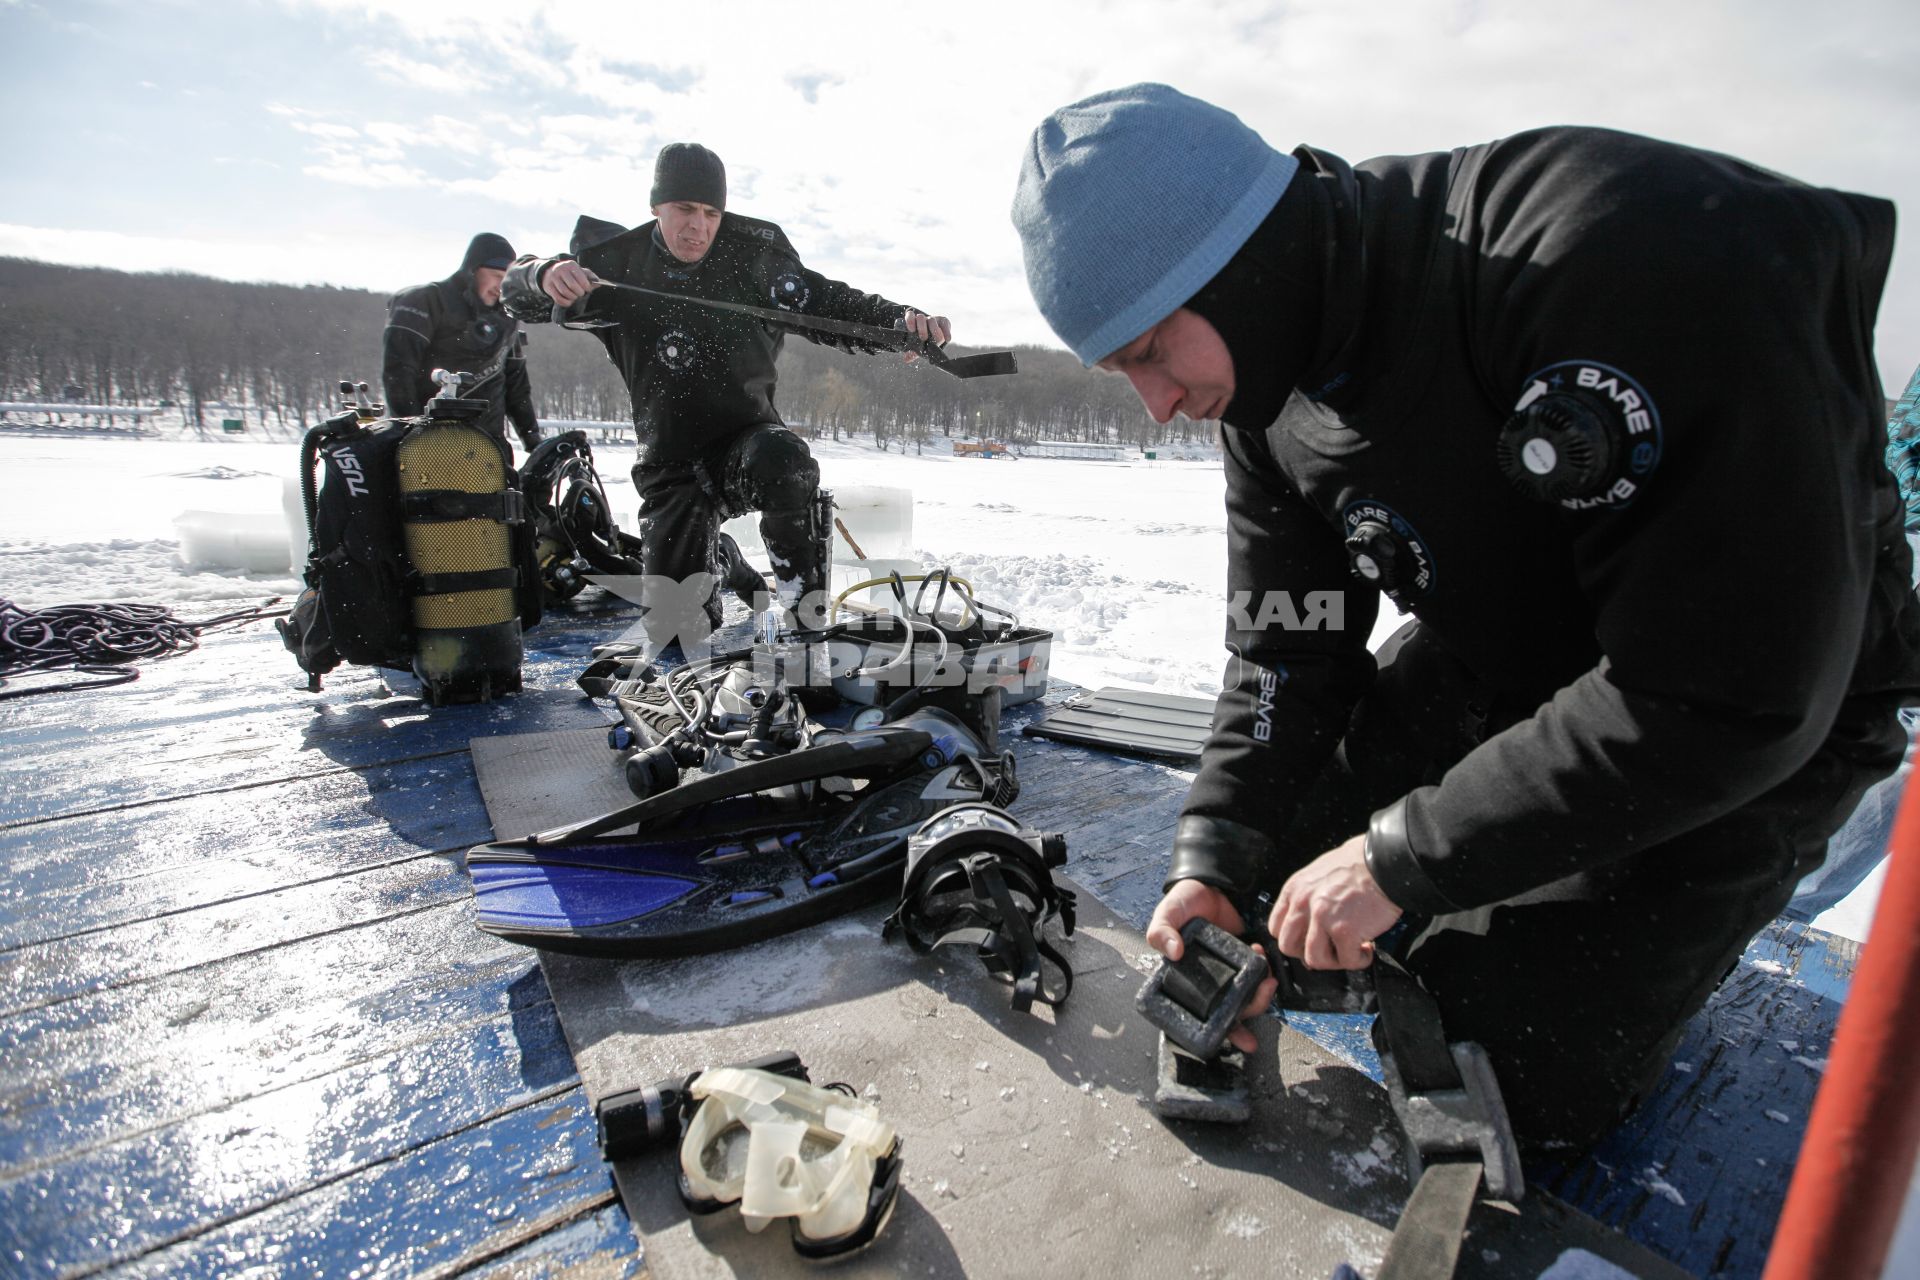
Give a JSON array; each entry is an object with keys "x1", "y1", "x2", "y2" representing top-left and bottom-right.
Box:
[{"x1": 717, "y1": 532, "x2": 769, "y2": 608}]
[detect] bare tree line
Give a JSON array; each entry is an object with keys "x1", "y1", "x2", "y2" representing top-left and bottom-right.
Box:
[{"x1": 0, "y1": 257, "x2": 1215, "y2": 450}]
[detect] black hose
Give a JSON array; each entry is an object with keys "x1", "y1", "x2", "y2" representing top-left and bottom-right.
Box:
[{"x1": 298, "y1": 409, "x2": 359, "y2": 555}]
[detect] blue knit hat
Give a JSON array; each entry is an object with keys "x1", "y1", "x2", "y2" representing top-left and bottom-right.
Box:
[{"x1": 1011, "y1": 83, "x2": 1299, "y2": 365}]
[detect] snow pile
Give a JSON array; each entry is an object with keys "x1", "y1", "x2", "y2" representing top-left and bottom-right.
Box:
[{"x1": 0, "y1": 537, "x2": 298, "y2": 608}]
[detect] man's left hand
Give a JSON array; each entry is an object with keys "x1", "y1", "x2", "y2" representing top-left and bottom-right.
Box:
[
  {"x1": 1269, "y1": 833, "x2": 1403, "y2": 971},
  {"x1": 901, "y1": 309, "x2": 951, "y2": 362}
]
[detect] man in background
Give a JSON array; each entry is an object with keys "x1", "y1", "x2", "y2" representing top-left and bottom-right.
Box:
[{"x1": 383, "y1": 232, "x2": 543, "y2": 452}]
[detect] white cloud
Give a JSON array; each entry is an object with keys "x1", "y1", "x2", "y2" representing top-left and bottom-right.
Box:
[
  {"x1": 289, "y1": 120, "x2": 360, "y2": 141},
  {"x1": 299, "y1": 159, "x2": 429, "y2": 188}
]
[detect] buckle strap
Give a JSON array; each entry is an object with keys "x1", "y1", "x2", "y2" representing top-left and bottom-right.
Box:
[
  {"x1": 1373, "y1": 953, "x2": 1524, "y2": 1203},
  {"x1": 401, "y1": 488, "x2": 527, "y2": 524},
  {"x1": 414, "y1": 567, "x2": 519, "y2": 595}
]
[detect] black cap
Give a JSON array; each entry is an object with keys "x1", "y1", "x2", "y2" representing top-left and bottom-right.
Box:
[
  {"x1": 461, "y1": 232, "x2": 516, "y2": 272},
  {"x1": 650, "y1": 143, "x2": 726, "y2": 211}
]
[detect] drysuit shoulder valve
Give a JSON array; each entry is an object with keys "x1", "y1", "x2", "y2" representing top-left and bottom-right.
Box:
[{"x1": 1344, "y1": 519, "x2": 1408, "y2": 593}]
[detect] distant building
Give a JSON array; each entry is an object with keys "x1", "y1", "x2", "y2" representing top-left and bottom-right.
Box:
[
  {"x1": 953, "y1": 440, "x2": 1014, "y2": 459},
  {"x1": 1021, "y1": 440, "x2": 1128, "y2": 461}
]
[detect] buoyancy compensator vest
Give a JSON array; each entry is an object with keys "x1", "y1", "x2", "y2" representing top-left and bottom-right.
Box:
[{"x1": 281, "y1": 375, "x2": 541, "y2": 704}]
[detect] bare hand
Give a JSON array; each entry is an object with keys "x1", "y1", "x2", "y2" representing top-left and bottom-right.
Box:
[
  {"x1": 901, "y1": 308, "x2": 951, "y2": 363},
  {"x1": 542, "y1": 261, "x2": 601, "y2": 307},
  {"x1": 1269, "y1": 834, "x2": 1403, "y2": 971},
  {"x1": 1147, "y1": 879, "x2": 1279, "y2": 1054}
]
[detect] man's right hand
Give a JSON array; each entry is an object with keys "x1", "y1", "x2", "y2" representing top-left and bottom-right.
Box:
[
  {"x1": 542, "y1": 261, "x2": 601, "y2": 306},
  {"x1": 1146, "y1": 879, "x2": 1279, "y2": 1053}
]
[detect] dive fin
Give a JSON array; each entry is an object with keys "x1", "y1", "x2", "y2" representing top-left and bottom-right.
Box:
[
  {"x1": 526, "y1": 726, "x2": 937, "y2": 845},
  {"x1": 466, "y1": 822, "x2": 905, "y2": 958}
]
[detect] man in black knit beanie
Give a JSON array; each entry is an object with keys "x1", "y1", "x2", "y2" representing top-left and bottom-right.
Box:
[
  {"x1": 505, "y1": 142, "x2": 951, "y2": 649},
  {"x1": 383, "y1": 232, "x2": 543, "y2": 451}
]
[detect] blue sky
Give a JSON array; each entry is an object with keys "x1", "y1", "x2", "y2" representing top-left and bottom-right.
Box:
[{"x1": 2, "y1": 0, "x2": 1916, "y2": 393}]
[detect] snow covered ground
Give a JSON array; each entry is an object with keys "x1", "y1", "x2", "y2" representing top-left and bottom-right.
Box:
[{"x1": 0, "y1": 426, "x2": 1888, "y2": 942}]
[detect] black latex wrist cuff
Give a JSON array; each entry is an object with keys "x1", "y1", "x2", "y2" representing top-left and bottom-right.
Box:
[
  {"x1": 1363, "y1": 796, "x2": 1462, "y2": 916},
  {"x1": 1165, "y1": 814, "x2": 1279, "y2": 898}
]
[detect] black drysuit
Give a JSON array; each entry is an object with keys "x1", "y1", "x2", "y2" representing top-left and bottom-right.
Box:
[
  {"x1": 1168, "y1": 127, "x2": 1920, "y2": 1150},
  {"x1": 382, "y1": 273, "x2": 542, "y2": 450},
  {"x1": 503, "y1": 214, "x2": 908, "y2": 630}
]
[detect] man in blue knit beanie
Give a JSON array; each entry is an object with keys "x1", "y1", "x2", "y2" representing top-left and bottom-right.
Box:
[{"x1": 1013, "y1": 83, "x2": 1920, "y2": 1156}]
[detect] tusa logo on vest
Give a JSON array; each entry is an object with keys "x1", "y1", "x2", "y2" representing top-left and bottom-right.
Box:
[{"x1": 329, "y1": 444, "x2": 368, "y2": 497}]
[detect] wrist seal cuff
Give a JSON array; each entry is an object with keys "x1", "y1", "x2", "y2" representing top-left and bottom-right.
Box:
[
  {"x1": 1364, "y1": 796, "x2": 1462, "y2": 916},
  {"x1": 1165, "y1": 814, "x2": 1278, "y2": 898}
]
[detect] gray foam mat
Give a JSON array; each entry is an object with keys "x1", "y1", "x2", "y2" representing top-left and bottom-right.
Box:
[{"x1": 469, "y1": 727, "x2": 1693, "y2": 1280}]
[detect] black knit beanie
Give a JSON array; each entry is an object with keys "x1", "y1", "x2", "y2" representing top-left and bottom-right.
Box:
[
  {"x1": 1181, "y1": 171, "x2": 1325, "y2": 430},
  {"x1": 650, "y1": 143, "x2": 727, "y2": 210},
  {"x1": 461, "y1": 232, "x2": 516, "y2": 272}
]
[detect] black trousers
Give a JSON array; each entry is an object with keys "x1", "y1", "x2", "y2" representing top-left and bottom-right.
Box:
[
  {"x1": 629, "y1": 425, "x2": 821, "y2": 643},
  {"x1": 1281, "y1": 622, "x2": 1899, "y2": 1154}
]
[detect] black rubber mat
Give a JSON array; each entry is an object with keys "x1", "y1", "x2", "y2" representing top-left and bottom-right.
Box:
[{"x1": 1022, "y1": 687, "x2": 1217, "y2": 761}]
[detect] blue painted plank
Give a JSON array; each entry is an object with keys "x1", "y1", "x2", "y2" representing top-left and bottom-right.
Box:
[
  {"x1": 1003, "y1": 734, "x2": 1192, "y2": 900},
  {"x1": 0, "y1": 756, "x2": 497, "y2": 950},
  {"x1": 0, "y1": 601, "x2": 651, "y2": 1277},
  {"x1": 457, "y1": 1201, "x2": 643, "y2": 1280},
  {"x1": 0, "y1": 855, "x2": 473, "y2": 1015},
  {"x1": 1540, "y1": 920, "x2": 1848, "y2": 1278},
  {"x1": 0, "y1": 903, "x2": 535, "y2": 1169},
  {"x1": 2, "y1": 965, "x2": 578, "y2": 1277},
  {"x1": 79, "y1": 1087, "x2": 614, "y2": 1280},
  {"x1": 0, "y1": 620, "x2": 622, "y2": 828}
]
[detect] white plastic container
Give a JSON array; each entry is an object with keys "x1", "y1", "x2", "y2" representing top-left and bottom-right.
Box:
[
  {"x1": 831, "y1": 558, "x2": 925, "y2": 614},
  {"x1": 722, "y1": 485, "x2": 916, "y2": 586},
  {"x1": 173, "y1": 510, "x2": 300, "y2": 574},
  {"x1": 827, "y1": 485, "x2": 912, "y2": 562},
  {"x1": 282, "y1": 474, "x2": 310, "y2": 572}
]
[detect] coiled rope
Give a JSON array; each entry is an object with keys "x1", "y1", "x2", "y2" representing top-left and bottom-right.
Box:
[{"x1": 0, "y1": 598, "x2": 289, "y2": 700}]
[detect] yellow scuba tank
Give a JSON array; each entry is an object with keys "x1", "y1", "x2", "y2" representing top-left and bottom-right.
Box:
[{"x1": 395, "y1": 370, "x2": 529, "y2": 704}]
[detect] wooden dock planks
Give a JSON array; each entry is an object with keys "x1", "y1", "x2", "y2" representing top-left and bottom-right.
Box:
[
  {"x1": 0, "y1": 599, "x2": 1865, "y2": 1278},
  {"x1": 1, "y1": 613, "x2": 637, "y2": 1279}
]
